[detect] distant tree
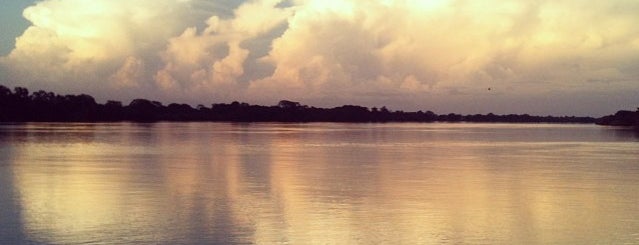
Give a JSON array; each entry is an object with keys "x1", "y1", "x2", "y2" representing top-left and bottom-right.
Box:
[
  {"x1": 105, "y1": 100, "x2": 123, "y2": 107},
  {"x1": 100, "y1": 100, "x2": 125, "y2": 121},
  {"x1": 0, "y1": 85, "x2": 11, "y2": 120},
  {"x1": 129, "y1": 99, "x2": 155, "y2": 108},
  {"x1": 0, "y1": 85, "x2": 11, "y2": 97},
  {"x1": 422, "y1": 110, "x2": 437, "y2": 121},
  {"x1": 380, "y1": 106, "x2": 390, "y2": 113},
  {"x1": 128, "y1": 99, "x2": 162, "y2": 121},
  {"x1": 57, "y1": 94, "x2": 98, "y2": 121},
  {"x1": 13, "y1": 87, "x2": 28, "y2": 99},
  {"x1": 330, "y1": 105, "x2": 370, "y2": 122},
  {"x1": 31, "y1": 90, "x2": 55, "y2": 103},
  {"x1": 278, "y1": 100, "x2": 301, "y2": 109},
  {"x1": 596, "y1": 110, "x2": 638, "y2": 126}
]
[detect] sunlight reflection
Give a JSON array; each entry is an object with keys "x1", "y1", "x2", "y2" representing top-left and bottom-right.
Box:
[{"x1": 4, "y1": 123, "x2": 639, "y2": 244}]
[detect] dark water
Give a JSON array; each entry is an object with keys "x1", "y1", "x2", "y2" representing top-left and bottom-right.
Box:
[{"x1": 0, "y1": 123, "x2": 638, "y2": 244}]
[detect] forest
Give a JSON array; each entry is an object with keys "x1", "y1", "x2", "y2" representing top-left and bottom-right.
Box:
[{"x1": 0, "y1": 84, "x2": 597, "y2": 123}]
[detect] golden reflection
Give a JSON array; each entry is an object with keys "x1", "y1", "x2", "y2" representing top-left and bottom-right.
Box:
[
  {"x1": 12, "y1": 124, "x2": 173, "y2": 242},
  {"x1": 6, "y1": 123, "x2": 639, "y2": 244},
  {"x1": 224, "y1": 124, "x2": 639, "y2": 244},
  {"x1": 13, "y1": 142, "x2": 128, "y2": 242}
]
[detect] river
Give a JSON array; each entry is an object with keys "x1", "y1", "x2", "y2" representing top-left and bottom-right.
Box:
[{"x1": 0, "y1": 123, "x2": 638, "y2": 244}]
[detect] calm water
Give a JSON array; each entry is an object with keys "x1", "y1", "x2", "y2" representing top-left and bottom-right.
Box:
[{"x1": 0, "y1": 123, "x2": 638, "y2": 244}]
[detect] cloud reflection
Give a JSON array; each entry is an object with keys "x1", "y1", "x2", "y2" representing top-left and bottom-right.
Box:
[{"x1": 2, "y1": 123, "x2": 639, "y2": 244}]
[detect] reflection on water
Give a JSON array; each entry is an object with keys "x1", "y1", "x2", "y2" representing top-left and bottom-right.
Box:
[{"x1": 0, "y1": 123, "x2": 638, "y2": 244}]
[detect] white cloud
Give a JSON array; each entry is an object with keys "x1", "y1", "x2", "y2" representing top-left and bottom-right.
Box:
[
  {"x1": 152, "y1": 0, "x2": 292, "y2": 101},
  {"x1": 0, "y1": 0, "x2": 206, "y2": 94},
  {"x1": 248, "y1": 0, "x2": 639, "y2": 112}
]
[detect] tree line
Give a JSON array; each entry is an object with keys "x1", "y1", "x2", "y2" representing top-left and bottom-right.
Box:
[
  {"x1": 0, "y1": 85, "x2": 596, "y2": 123},
  {"x1": 596, "y1": 108, "x2": 639, "y2": 127}
]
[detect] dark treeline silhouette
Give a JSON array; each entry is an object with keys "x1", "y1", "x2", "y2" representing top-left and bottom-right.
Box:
[
  {"x1": 0, "y1": 85, "x2": 596, "y2": 123},
  {"x1": 596, "y1": 108, "x2": 639, "y2": 127}
]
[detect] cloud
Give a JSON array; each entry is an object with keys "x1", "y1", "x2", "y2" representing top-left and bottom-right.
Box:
[
  {"x1": 1, "y1": 0, "x2": 638, "y2": 115},
  {"x1": 0, "y1": 0, "x2": 208, "y2": 93},
  {"x1": 250, "y1": 0, "x2": 639, "y2": 104},
  {"x1": 150, "y1": 0, "x2": 292, "y2": 101},
  {"x1": 110, "y1": 56, "x2": 145, "y2": 88}
]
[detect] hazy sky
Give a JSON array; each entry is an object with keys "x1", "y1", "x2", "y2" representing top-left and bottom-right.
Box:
[{"x1": 1, "y1": 0, "x2": 638, "y2": 116}]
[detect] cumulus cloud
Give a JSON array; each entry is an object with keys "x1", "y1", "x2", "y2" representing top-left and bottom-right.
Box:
[
  {"x1": 1, "y1": 0, "x2": 638, "y2": 114},
  {"x1": 153, "y1": 0, "x2": 292, "y2": 101},
  {"x1": 0, "y1": 0, "x2": 209, "y2": 95},
  {"x1": 251, "y1": 0, "x2": 639, "y2": 105}
]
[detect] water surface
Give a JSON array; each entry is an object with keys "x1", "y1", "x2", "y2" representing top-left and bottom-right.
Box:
[{"x1": 0, "y1": 123, "x2": 638, "y2": 244}]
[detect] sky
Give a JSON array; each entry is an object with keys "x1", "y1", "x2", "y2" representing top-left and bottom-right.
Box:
[{"x1": 1, "y1": 0, "x2": 638, "y2": 116}]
